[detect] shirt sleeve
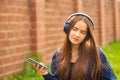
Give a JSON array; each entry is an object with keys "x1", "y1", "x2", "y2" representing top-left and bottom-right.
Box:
[
  {"x1": 98, "y1": 48, "x2": 117, "y2": 80},
  {"x1": 43, "y1": 51, "x2": 60, "y2": 80}
]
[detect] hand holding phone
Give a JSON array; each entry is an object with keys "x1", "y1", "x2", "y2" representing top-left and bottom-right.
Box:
[{"x1": 26, "y1": 58, "x2": 48, "y2": 69}]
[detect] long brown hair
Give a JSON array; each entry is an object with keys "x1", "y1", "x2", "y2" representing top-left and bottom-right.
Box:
[{"x1": 58, "y1": 16, "x2": 103, "y2": 80}]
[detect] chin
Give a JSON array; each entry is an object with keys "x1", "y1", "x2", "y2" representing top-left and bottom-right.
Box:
[
  {"x1": 73, "y1": 42, "x2": 81, "y2": 45},
  {"x1": 70, "y1": 40, "x2": 81, "y2": 46}
]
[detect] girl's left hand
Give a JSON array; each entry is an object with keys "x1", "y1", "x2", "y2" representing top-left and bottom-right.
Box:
[{"x1": 34, "y1": 63, "x2": 48, "y2": 75}]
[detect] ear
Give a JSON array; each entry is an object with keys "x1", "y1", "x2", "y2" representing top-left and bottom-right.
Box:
[{"x1": 64, "y1": 21, "x2": 70, "y2": 34}]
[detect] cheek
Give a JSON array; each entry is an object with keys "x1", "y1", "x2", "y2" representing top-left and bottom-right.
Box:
[
  {"x1": 68, "y1": 32, "x2": 72, "y2": 40},
  {"x1": 69, "y1": 30, "x2": 75, "y2": 36},
  {"x1": 81, "y1": 34, "x2": 87, "y2": 40},
  {"x1": 69, "y1": 31, "x2": 73, "y2": 40},
  {"x1": 81, "y1": 35, "x2": 87, "y2": 43}
]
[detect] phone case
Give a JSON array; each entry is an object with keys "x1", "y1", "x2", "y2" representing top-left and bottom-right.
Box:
[{"x1": 26, "y1": 58, "x2": 48, "y2": 69}]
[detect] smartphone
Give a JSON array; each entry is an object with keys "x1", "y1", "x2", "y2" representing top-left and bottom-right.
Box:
[{"x1": 26, "y1": 58, "x2": 48, "y2": 69}]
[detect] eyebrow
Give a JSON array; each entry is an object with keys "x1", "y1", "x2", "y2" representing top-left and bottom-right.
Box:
[
  {"x1": 73, "y1": 26, "x2": 79, "y2": 29},
  {"x1": 73, "y1": 26, "x2": 87, "y2": 32}
]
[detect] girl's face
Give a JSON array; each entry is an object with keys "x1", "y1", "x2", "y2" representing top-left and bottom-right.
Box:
[{"x1": 69, "y1": 20, "x2": 88, "y2": 46}]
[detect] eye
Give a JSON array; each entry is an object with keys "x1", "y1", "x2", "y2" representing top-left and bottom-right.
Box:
[
  {"x1": 81, "y1": 30, "x2": 87, "y2": 34},
  {"x1": 72, "y1": 27, "x2": 78, "y2": 31}
]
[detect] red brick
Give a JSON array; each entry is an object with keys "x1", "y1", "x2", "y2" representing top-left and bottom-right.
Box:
[
  {"x1": 0, "y1": 49, "x2": 8, "y2": 56},
  {"x1": 0, "y1": 62, "x2": 23, "y2": 75}
]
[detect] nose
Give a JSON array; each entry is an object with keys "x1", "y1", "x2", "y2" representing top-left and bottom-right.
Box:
[{"x1": 75, "y1": 31, "x2": 80, "y2": 37}]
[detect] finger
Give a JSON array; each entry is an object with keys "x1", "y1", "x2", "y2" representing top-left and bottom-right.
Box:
[
  {"x1": 38, "y1": 67, "x2": 45, "y2": 74},
  {"x1": 38, "y1": 65, "x2": 42, "y2": 69},
  {"x1": 39, "y1": 66, "x2": 44, "y2": 71},
  {"x1": 38, "y1": 67, "x2": 48, "y2": 75},
  {"x1": 37, "y1": 64, "x2": 43, "y2": 71},
  {"x1": 34, "y1": 64, "x2": 37, "y2": 68},
  {"x1": 36, "y1": 64, "x2": 40, "y2": 70}
]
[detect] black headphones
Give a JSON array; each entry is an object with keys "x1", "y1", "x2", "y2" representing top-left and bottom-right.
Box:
[{"x1": 63, "y1": 13, "x2": 94, "y2": 34}]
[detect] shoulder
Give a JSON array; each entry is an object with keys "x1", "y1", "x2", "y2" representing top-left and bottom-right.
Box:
[
  {"x1": 52, "y1": 47, "x2": 62, "y2": 59},
  {"x1": 97, "y1": 47, "x2": 106, "y2": 58},
  {"x1": 51, "y1": 47, "x2": 62, "y2": 74},
  {"x1": 97, "y1": 47, "x2": 108, "y2": 63},
  {"x1": 97, "y1": 47, "x2": 112, "y2": 69},
  {"x1": 97, "y1": 48, "x2": 117, "y2": 79}
]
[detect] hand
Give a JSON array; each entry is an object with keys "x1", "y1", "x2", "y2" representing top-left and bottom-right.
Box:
[{"x1": 34, "y1": 63, "x2": 48, "y2": 75}]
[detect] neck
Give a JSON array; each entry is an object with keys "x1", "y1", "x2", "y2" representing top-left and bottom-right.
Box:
[{"x1": 71, "y1": 44, "x2": 79, "y2": 55}]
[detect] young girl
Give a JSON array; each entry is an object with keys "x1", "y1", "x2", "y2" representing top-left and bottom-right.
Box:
[{"x1": 34, "y1": 13, "x2": 117, "y2": 80}]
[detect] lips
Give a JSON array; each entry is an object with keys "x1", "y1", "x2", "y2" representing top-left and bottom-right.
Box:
[{"x1": 73, "y1": 37, "x2": 79, "y2": 41}]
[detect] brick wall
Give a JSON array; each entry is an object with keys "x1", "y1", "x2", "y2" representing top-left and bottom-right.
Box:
[
  {"x1": 82, "y1": 0, "x2": 101, "y2": 45},
  {"x1": 0, "y1": 0, "x2": 120, "y2": 78},
  {"x1": 0, "y1": 0, "x2": 31, "y2": 77},
  {"x1": 117, "y1": 1, "x2": 120, "y2": 40},
  {"x1": 43, "y1": 0, "x2": 75, "y2": 62},
  {"x1": 104, "y1": 0, "x2": 115, "y2": 46},
  {"x1": 31, "y1": 0, "x2": 77, "y2": 63}
]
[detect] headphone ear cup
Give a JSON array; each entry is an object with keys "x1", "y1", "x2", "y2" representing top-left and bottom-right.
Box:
[{"x1": 64, "y1": 21, "x2": 70, "y2": 34}]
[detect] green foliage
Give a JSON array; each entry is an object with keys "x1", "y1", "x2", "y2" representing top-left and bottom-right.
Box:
[{"x1": 103, "y1": 41, "x2": 120, "y2": 80}]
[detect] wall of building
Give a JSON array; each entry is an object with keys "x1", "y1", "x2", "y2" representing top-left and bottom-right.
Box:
[
  {"x1": 0, "y1": 0, "x2": 32, "y2": 77},
  {"x1": 0, "y1": 0, "x2": 120, "y2": 78}
]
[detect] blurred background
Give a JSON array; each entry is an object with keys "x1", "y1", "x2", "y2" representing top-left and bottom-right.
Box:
[{"x1": 0, "y1": 0, "x2": 120, "y2": 80}]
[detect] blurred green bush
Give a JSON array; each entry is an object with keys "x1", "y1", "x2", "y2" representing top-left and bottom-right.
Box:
[{"x1": 103, "y1": 41, "x2": 120, "y2": 80}]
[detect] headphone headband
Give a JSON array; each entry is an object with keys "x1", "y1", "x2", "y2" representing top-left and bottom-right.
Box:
[
  {"x1": 64, "y1": 13, "x2": 94, "y2": 34},
  {"x1": 66, "y1": 13, "x2": 94, "y2": 27}
]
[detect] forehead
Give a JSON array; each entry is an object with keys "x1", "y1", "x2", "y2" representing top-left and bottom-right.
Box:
[{"x1": 74, "y1": 21, "x2": 88, "y2": 30}]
